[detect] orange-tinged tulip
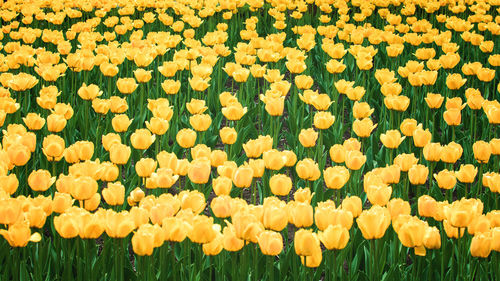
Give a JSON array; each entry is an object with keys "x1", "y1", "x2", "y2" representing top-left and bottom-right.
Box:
[
  {"x1": 352, "y1": 102, "x2": 374, "y2": 119},
  {"x1": 0, "y1": 219, "x2": 41, "y2": 247},
  {"x1": 232, "y1": 164, "x2": 254, "y2": 188},
  {"x1": 220, "y1": 127, "x2": 237, "y2": 145},
  {"x1": 296, "y1": 158, "x2": 321, "y2": 181}
]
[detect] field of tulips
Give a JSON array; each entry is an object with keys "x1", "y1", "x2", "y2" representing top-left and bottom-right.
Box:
[{"x1": 1, "y1": 0, "x2": 500, "y2": 280}]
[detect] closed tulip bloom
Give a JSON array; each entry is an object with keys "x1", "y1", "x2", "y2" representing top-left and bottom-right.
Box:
[
  {"x1": 353, "y1": 118, "x2": 377, "y2": 138},
  {"x1": 0, "y1": 174, "x2": 18, "y2": 195},
  {"x1": 352, "y1": 102, "x2": 374, "y2": 119},
  {"x1": 441, "y1": 142, "x2": 463, "y2": 163},
  {"x1": 203, "y1": 230, "x2": 223, "y2": 256},
  {"x1": 116, "y1": 78, "x2": 138, "y2": 94},
  {"x1": 443, "y1": 108, "x2": 462, "y2": 126},
  {"x1": 323, "y1": 166, "x2": 350, "y2": 190},
  {"x1": 423, "y1": 227, "x2": 441, "y2": 249},
  {"x1": 413, "y1": 127, "x2": 432, "y2": 147},
  {"x1": 222, "y1": 224, "x2": 245, "y2": 252},
  {"x1": 418, "y1": 195, "x2": 438, "y2": 218},
  {"x1": 133, "y1": 68, "x2": 152, "y2": 83},
  {"x1": 212, "y1": 176, "x2": 232, "y2": 196},
  {"x1": 397, "y1": 217, "x2": 427, "y2": 249},
  {"x1": 221, "y1": 102, "x2": 248, "y2": 121},
  {"x1": 345, "y1": 150, "x2": 366, "y2": 170},
  {"x1": 190, "y1": 114, "x2": 212, "y2": 132},
  {"x1": 28, "y1": 169, "x2": 55, "y2": 192},
  {"x1": 269, "y1": 174, "x2": 292, "y2": 196},
  {"x1": 470, "y1": 232, "x2": 492, "y2": 258},
  {"x1": 111, "y1": 114, "x2": 132, "y2": 132},
  {"x1": 110, "y1": 96, "x2": 128, "y2": 113},
  {"x1": 392, "y1": 153, "x2": 418, "y2": 172},
  {"x1": 380, "y1": 82, "x2": 402, "y2": 96},
  {"x1": 399, "y1": 119, "x2": 418, "y2": 137},
  {"x1": 384, "y1": 95, "x2": 410, "y2": 111},
  {"x1": 42, "y1": 134, "x2": 65, "y2": 161},
  {"x1": 109, "y1": 144, "x2": 131, "y2": 165},
  {"x1": 315, "y1": 203, "x2": 354, "y2": 230},
  {"x1": 294, "y1": 229, "x2": 318, "y2": 256},
  {"x1": 54, "y1": 213, "x2": 79, "y2": 239},
  {"x1": 380, "y1": 130, "x2": 405, "y2": 149},
  {"x1": 161, "y1": 79, "x2": 181, "y2": 95},
  {"x1": 105, "y1": 211, "x2": 135, "y2": 238},
  {"x1": 131, "y1": 129, "x2": 155, "y2": 150},
  {"x1": 387, "y1": 198, "x2": 411, "y2": 220},
  {"x1": 219, "y1": 127, "x2": 237, "y2": 145},
  {"x1": 329, "y1": 144, "x2": 346, "y2": 163},
  {"x1": 135, "y1": 158, "x2": 157, "y2": 178},
  {"x1": 102, "y1": 182, "x2": 125, "y2": 206},
  {"x1": 290, "y1": 202, "x2": 314, "y2": 228},
  {"x1": 468, "y1": 215, "x2": 491, "y2": 235},
  {"x1": 131, "y1": 226, "x2": 155, "y2": 256},
  {"x1": 210, "y1": 196, "x2": 232, "y2": 218},
  {"x1": 163, "y1": 217, "x2": 190, "y2": 242},
  {"x1": 263, "y1": 150, "x2": 286, "y2": 171},
  {"x1": 232, "y1": 212, "x2": 264, "y2": 243},
  {"x1": 78, "y1": 83, "x2": 102, "y2": 100},
  {"x1": 299, "y1": 128, "x2": 318, "y2": 147},
  {"x1": 258, "y1": 231, "x2": 283, "y2": 256},
  {"x1": 425, "y1": 93, "x2": 444, "y2": 109},
  {"x1": 46, "y1": 113, "x2": 67, "y2": 132},
  {"x1": 366, "y1": 184, "x2": 392, "y2": 206},
  {"x1": 313, "y1": 111, "x2": 335, "y2": 130},
  {"x1": 409, "y1": 164, "x2": 429, "y2": 185},
  {"x1": 70, "y1": 176, "x2": 98, "y2": 201},
  {"x1": 232, "y1": 164, "x2": 254, "y2": 188},
  {"x1": 296, "y1": 158, "x2": 321, "y2": 181},
  {"x1": 263, "y1": 204, "x2": 288, "y2": 231},
  {"x1": 23, "y1": 113, "x2": 45, "y2": 130},
  {"x1": 456, "y1": 164, "x2": 478, "y2": 183},
  {"x1": 7, "y1": 143, "x2": 30, "y2": 166},
  {"x1": 145, "y1": 117, "x2": 169, "y2": 136},
  {"x1": 176, "y1": 129, "x2": 196, "y2": 148},
  {"x1": 319, "y1": 224, "x2": 349, "y2": 250},
  {"x1": 84, "y1": 193, "x2": 101, "y2": 212},
  {"x1": 423, "y1": 143, "x2": 442, "y2": 162},
  {"x1": 446, "y1": 73, "x2": 467, "y2": 90},
  {"x1": 465, "y1": 89, "x2": 484, "y2": 110},
  {"x1": 189, "y1": 76, "x2": 210, "y2": 92},
  {"x1": 357, "y1": 206, "x2": 391, "y2": 239},
  {"x1": 188, "y1": 158, "x2": 211, "y2": 184},
  {"x1": 473, "y1": 141, "x2": 491, "y2": 163},
  {"x1": 443, "y1": 219, "x2": 465, "y2": 239}
]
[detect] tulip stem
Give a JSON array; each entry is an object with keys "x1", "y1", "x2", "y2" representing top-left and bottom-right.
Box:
[
  {"x1": 476, "y1": 164, "x2": 483, "y2": 198},
  {"x1": 268, "y1": 256, "x2": 275, "y2": 281}
]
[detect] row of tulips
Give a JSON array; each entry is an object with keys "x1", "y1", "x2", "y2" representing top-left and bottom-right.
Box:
[{"x1": 1, "y1": 0, "x2": 500, "y2": 280}]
